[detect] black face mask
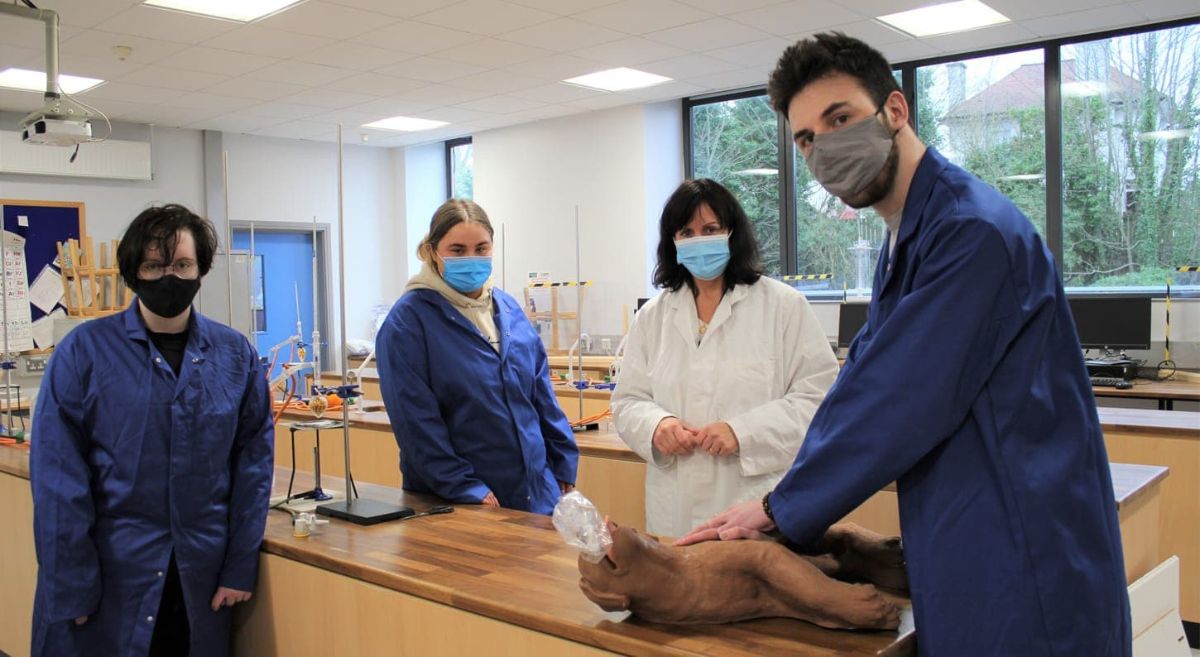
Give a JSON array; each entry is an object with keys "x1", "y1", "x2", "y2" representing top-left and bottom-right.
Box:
[{"x1": 135, "y1": 275, "x2": 200, "y2": 319}]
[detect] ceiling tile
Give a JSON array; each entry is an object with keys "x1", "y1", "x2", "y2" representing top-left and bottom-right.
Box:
[
  {"x1": 258, "y1": 1, "x2": 401, "y2": 39},
  {"x1": 706, "y1": 37, "x2": 791, "y2": 68},
  {"x1": 576, "y1": 0, "x2": 711, "y2": 35},
  {"x1": 1128, "y1": 0, "x2": 1200, "y2": 21},
  {"x1": 295, "y1": 43, "x2": 417, "y2": 72},
  {"x1": 686, "y1": 68, "x2": 770, "y2": 92},
  {"x1": 647, "y1": 18, "x2": 773, "y2": 51},
  {"x1": 323, "y1": 72, "x2": 426, "y2": 96},
  {"x1": 202, "y1": 77, "x2": 311, "y2": 101},
  {"x1": 0, "y1": 45, "x2": 39, "y2": 69},
  {"x1": 730, "y1": 1, "x2": 860, "y2": 36},
  {"x1": 237, "y1": 102, "x2": 327, "y2": 120},
  {"x1": 507, "y1": 0, "x2": 624, "y2": 14},
  {"x1": 54, "y1": 1, "x2": 143, "y2": 29},
  {"x1": 879, "y1": 39, "x2": 941, "y2": 65},
  {"x1": 244, "y1": 61, "x2": 347, "y2": 86},
  {"x1": 94, "y1": 6, "x2": 239, "y2": 44},
  {"x1": 345, "y1": 97, "x2": 438, "y2": 116},
  {"x1": 123, "y1": 104, "x2": 224, "y2": 127},
  {"x1": 171, "y1": 92, "x2": 258, "y2": 112},
  {"x1": 203, "y1": 25, "x2": 338, "y2": 59},
  {"x1": 0, "y1": 20, "x2": 81, "y2": 52},
  {"x1": 641, "y1": 54, "x2": 740, "y2": 80},
  {"x1": 79, "y1": 98, "x2": 146, "y2": 121},
  {"x1": 808, "y1": 20, "x2": 912, "y2": 47},
  {"x1": 253, "y1": 119, "x2": 338, "y2": 140},
  {"x1": 412, "y1": 107, "x2": 488, "y2": 125},
  {"x1": 455, "y1": 93, "x2": 545, "y2": 113},
  {"x1": 434, "y1": 39, "x2": 554, "y2": 69},
  {"x1": 501, "y1": 55, "x2": 601, "y2": 81},
  {"x1": 451, "y1": 70, "x2": 545, "y2": 93},
  {"x1": 0, "y1": 89, "x2": 51, "y2": 114},
  {"x1": 416, "y1": 0, "x2": 558, "y2": 36},
  {"x1": 81, "y1": 81, "x2": 185, "y2": 105},
  {"x1": 53, "y1": 54, "x2": 148, "y2": 82},
  {"x1": 987, "y1": 0, "x2": 1126, "y2": 21},
  {"x1": 500, "y1": 17, "x2": 626, "y2": 52},
  {"x1": 627, "y1": 79, "x2": 705, "y2": 101},
  {"x1": 186, "y1": 113, "x2": 287, "y2": 134},
  {"x1": 509, "y1": 82, "x2": 606, "y2": 103},
  {"x1": 117, "y1": 65, "x2": 228, "y2": 91},
  {"x1": 573, "y1": 37, "x2": 688, "y2": 66},
  {"x1": 565, "y1": 93, "x2": 637, "y2": 111},
  {"x1": 320, "y1": 0, "x2": 464, "y2": 19},
  {"x1": 1021, "y1": 5, "x2": 1146, "y2": 39},
  {"x1": 920, "y1": 22, "x2": 1040, "y2": 55},
  {"x1": 358, "y1": 20, "x2": 483, "y2": 54},
  {"x1": 506, "y1": 103, "x2": 578, "y2": 122},
  {"x1": 675, "y1": 0, "x2": 789, "y2": 15},
  {"x1": 374, "y1": 57, "x2": 487, "y2": 83},
  {"x1": 156, "y1": 46, "x2": 280, "y2": 77},
  {"x1": 283, "y1": 88, "x2": 379, "y2": 109},
  {"x1": 396, "y1": 84, "x2": 494, "y2": 106},
  {"x1": 61, "y1": 29, "x2": 189, "y2": 64},
  {"x1": 305, "y1": 109, "x2": 387, "y2": 126}
]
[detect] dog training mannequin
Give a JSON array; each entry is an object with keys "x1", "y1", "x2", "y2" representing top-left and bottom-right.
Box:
[{"x1": 578, "y1": 521, "x2": 904, "y2": 630}]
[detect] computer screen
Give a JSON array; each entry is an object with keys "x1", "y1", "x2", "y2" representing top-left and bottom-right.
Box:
[
  {"x1": 837, "y1": 303, "x2": 870, "y2": 348},
  {"x1": 1068, "y1": 297, "x2": 1152, "y2": 350}
]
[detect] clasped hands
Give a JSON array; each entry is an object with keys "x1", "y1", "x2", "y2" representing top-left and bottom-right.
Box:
[{"x1": 653, "y1": 417, "x2": 739, "y2": 458}]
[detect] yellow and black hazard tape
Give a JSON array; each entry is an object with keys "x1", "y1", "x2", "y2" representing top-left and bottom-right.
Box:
[
  {"x1": 1177, "y1": 266, "x2": 1199, "y2": 273},
  {"x1": 527, "y1": 281, "x2": 594, "y2": 288},
  {"x1": 782, "y1": 274, "x2": 833, "y2": 281}
]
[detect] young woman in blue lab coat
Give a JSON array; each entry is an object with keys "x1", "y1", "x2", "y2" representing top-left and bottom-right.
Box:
[
  {"x1": 376, "y1": 199, "x2": 579, "y2": 514},
  {"x1": 679, "y1": 34, "x2": 1130, "y2": 656},
  {"x1": 30, "y1": 205, "x2": 275, "y2": 657},
  {"x1": 612, "y1": 179, "x2": 838, "y2": 538}
]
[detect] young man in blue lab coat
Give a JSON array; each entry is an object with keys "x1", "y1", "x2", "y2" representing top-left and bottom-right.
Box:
[
  {"x1": 30, "y1": 205, "x2": 274, "y2": 657},
  {"x1": 678, "y1": 33, "x2": 1131, "y2": 656}
]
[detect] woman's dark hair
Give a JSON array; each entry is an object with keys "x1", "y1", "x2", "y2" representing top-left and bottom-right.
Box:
[
  {"x1": 652, "y1": 178, "x2": 762, "y2": 293},
  {"x1": 768, "y1": 32, "x2": 901, "y2": 116},
  {"x1": 117, "y1": 204, "x2": 219, "y2": 287}
]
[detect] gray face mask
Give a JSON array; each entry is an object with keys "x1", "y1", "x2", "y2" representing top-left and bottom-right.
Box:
[{"x1": 804, "y1": 110, "x2": 899, "y2": 199}]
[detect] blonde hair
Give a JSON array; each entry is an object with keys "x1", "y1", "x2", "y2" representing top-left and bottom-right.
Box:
[{"x1": 417, "y1": 199, "x2": 495, "y2": 263}]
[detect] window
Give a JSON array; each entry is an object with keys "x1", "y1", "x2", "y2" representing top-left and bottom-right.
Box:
[
  {"x1": 1060, "y1": 25, "x2": 1200, "y2": 289},
  {"x1": 446, "y1": 137, "x2": 474, "y2": 200},
  {"x1": 684, "y1": 17, "x2": 1200, "y2": 296},
  {"x1": 916, "y1": 50, "x2": 1047, "y2": 235},
  {"x1": 688, "y1": 93, "x2": 782, "y2": 275}
]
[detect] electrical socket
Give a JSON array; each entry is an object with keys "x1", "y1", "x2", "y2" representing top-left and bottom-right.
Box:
[{"x1": 25, "y1": 356, "x2": 47, "y2": 372}]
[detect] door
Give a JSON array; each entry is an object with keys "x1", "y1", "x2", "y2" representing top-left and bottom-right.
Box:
[{"x1": 232, "y1": 229, "x2": 320, "y2": 380}]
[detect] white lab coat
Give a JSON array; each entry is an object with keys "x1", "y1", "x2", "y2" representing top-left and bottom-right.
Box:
[{"x1": 612, "y1": 277, "x2": 839, "y2": 538}]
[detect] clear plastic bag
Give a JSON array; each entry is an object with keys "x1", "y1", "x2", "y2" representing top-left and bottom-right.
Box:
[{"x1": 552, "y1": 491, "x2": 612, "y2": 563}]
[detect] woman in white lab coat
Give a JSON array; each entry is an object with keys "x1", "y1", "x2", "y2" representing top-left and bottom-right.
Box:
[{"x1": 612, "y1": 179, "x2": 839, "y2": 538}]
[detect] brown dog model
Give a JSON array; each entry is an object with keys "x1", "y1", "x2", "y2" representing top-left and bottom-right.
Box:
[{"x1": 578, "y1": 522, "x2": 906, "y2": 630}]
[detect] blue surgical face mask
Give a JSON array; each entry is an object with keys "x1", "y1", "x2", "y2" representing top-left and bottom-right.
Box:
[
  {"x1": 674, "y1": 233, "x2": 731, "y2": 281},
  {"x1": 440, "y1": 255, "x2": 492, "y2": 293}
]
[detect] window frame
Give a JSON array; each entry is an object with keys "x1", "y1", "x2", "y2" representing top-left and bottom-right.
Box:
[
  {"x1": 682, "y1": 15, "x2": 1200, "y2": 299},
  {"x1": 444, "y1": 136, "x2": 473, "y2": 200}
]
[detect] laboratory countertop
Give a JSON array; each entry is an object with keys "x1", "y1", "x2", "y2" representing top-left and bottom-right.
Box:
[{"x1": 0, "y1": 446, "x2": 917, "y2": 656}]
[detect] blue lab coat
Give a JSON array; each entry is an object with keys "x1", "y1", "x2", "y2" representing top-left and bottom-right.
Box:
[
  {"x1": 376, "y1": 288, "x2": 579, "y2": 514},
  {"x1": 769, "y1": 148, "x2": 1130, "y2": 656},
  {"x1": 30, "y1": 303, "x2": 274, "y2": 657}
]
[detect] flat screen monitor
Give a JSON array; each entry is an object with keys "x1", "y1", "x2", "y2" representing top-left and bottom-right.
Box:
[
  {"x1": 1068, "y1": 296, "x2": 1151, "y2": 350},
  {"x1": 837, "y1": 303, "x2": 869, "y2": 348}
]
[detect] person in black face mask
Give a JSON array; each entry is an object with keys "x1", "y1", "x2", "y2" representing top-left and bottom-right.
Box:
[{"x1": 30, "y1": 204, "x2": 274, "y2": 657}]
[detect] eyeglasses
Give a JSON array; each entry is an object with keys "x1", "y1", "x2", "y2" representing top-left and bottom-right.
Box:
[{"x1": 139, "y1": 259, "x2": 199, "y2": 280}]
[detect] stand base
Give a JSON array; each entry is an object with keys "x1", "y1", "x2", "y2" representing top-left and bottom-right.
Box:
[{"x1": 316, "y1": 498, "x2": 414, "y2": 525}]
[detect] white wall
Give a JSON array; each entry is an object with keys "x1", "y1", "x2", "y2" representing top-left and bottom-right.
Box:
[
  {"x1": 222, "y1": 133, "x2": 404, "y2": 356},
  {"x1": 403, "y1": 142, "x2": 445, "y2": 279},
  {"x1": 0, "y1": 124, "x2": 205, "y2": 239},
  {"x1": 474, "y1": 102, "x2": 684, "y2": 337}
]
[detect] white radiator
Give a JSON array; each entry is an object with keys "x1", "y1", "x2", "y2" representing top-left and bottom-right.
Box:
[{"x1": 0, "y1": 130, "x2": 152, "y2": 181}]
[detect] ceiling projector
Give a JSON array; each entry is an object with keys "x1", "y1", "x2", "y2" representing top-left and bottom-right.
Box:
[{"x1": 21, "y1": 113, "x2": 93, "y2": 147}]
